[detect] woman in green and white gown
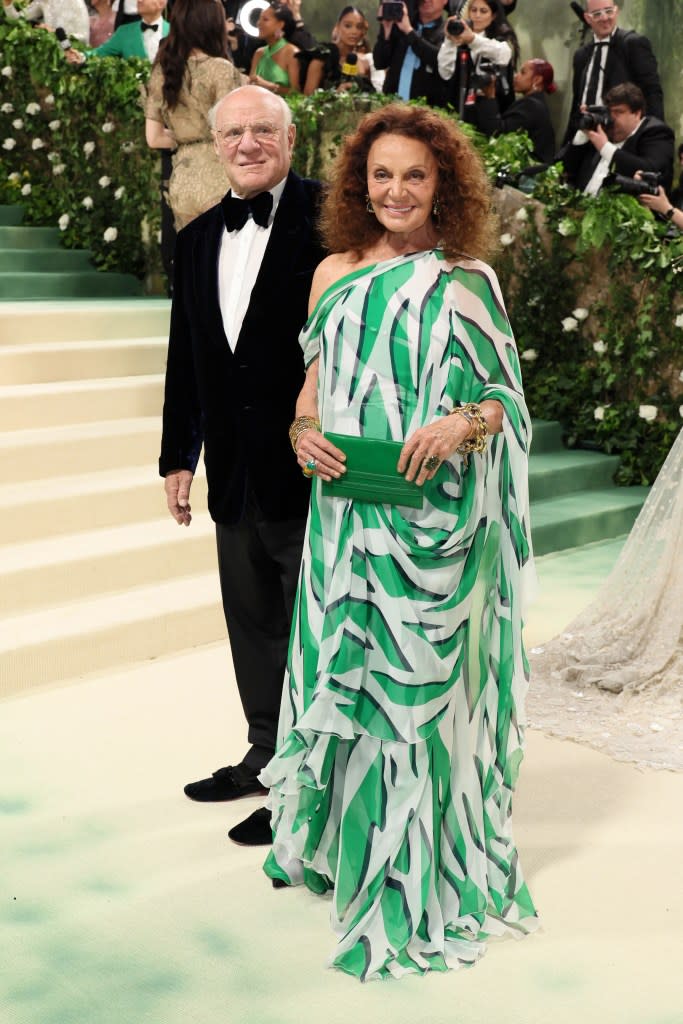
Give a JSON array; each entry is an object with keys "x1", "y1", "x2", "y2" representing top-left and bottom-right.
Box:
[{"x1": 261, "y1": 103, "x2": 540, "y2": 980}]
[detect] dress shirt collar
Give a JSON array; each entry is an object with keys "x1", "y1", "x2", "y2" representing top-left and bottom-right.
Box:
[{"x1": 228, "y1": 175, "x2": 287, "y2": 226}]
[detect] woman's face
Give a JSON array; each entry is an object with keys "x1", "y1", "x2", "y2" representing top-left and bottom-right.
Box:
[
  {"x1": 257, "y1": 7, "x2": 282, "y2": 39},
  {"x1": 468, "y1": 1, "x2": 494, "y2": 32},
  {"x1": 513, "y1": 62, "x2": 538, "y2": 95},
  {"x1": 366, "y1": 133, "x2": 438, "y2": 238},
  {"x1": 336, "y1": 11, "x2": 366, "y2": 48}
]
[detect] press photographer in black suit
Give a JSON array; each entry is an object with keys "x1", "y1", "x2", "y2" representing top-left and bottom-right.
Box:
[
  {"x1": 561, "y1": 82, "x2": 673, "y2": 197},
  {"x1": 160, "y1": 85, "x2": 325, "y2": 846},
  {"x1": 373, "y1": 0, "x2": 448, "y2": 106},
  {"x1": 472, "y1": 57, "x2": 556, "y2": 165}
]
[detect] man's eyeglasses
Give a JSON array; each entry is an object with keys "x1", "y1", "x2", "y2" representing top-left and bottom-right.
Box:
[
  {"x1": 213, "y1": 122, "x2": 280, "y2": 145},
  {"x1": 586, "y1": 6, "x2": 616, "y2": 19}
]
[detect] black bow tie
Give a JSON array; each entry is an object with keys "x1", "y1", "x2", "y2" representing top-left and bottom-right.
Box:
[
  {"x1": 221, "y1": 191, "x2": 274, "y2": 231},
  {"x1": 141, "y1": 21, "x2": 158, "y2": 31}
]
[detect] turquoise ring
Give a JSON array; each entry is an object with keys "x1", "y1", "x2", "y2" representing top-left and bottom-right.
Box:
[{"x1": 305, "y1": 459, "x2": 317, "y2": 471}]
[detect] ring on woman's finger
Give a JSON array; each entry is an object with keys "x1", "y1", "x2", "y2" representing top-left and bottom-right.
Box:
[
  {"x1": 302, "y1": 466, "x2": 315, "y2": 478},
  {"x1": 424, "y1": 454, "x2": 441, "y2": 472},
  {"x1": 305, "y1": 458, "x2": 317, "y2": 471}
]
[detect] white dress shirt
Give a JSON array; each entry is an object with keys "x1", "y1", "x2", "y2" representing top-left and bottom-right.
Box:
[
  {"x1": 141, "y1": 16, "x2": 164, "y2": 62},
  {"x1": 437, "y1": 32, "x2": 512, "y2": 81},
  {"x1": 218, "y1": 177, "x2": 287, "y2": 351}
]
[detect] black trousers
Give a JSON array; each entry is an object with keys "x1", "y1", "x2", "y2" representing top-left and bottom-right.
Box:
[{"x1": 215, "y1": 498, "x2": 306, "y2": 773}]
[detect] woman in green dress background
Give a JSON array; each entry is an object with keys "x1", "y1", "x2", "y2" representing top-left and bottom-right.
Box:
[
  {"x1": 262, "y1": 103, "x2": 539, "y2": 980},
  {"x1": 249, "y1": 4, "x2": 300, "y2": 95}
]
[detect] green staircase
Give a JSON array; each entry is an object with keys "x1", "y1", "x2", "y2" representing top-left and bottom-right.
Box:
[
  {"x1": 0, "y1": 205, "x2": 143, "y2": 300},
  {"x1": 529, "y1": 420, "x2": 649, "y2": 555}
]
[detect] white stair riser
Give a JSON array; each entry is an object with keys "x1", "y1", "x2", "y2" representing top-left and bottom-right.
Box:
[
  {"x1": 0, "y1": 379, "x2": 164, "y2": 430},
  {"x1": 0, "y1": 344, "x2": 167, "y2": 385},
  {"x1": 0, "y1": 305, "x2": 170, "y2": 345},
  {"x1": 3, "y1": 532, "x2": 217, "y2": 616},
  {"x1": 0, "y1": 426, "x2": 162, "y2": 481}
]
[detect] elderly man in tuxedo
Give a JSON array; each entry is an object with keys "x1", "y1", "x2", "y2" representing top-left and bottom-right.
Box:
[
  {"x1": 562, "y1": 82, "x2": 673, "y2": 196},
  {"x1": 159, "y1": 85, "x2": 324, "y2": 847},
  {"x1": 562, "y1": 0, "x2": 663, "y2": 147}
]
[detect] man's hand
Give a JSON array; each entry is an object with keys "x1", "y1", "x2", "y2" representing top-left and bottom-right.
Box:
[
  {"x1": 165, "y1": 469, "x2": 194, "y2": 526},
  {"x1": 587, "y1": 124, "x2": 608, "y2": 152}
]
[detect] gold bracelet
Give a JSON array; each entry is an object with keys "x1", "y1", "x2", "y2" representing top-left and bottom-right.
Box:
[
  {"x1": 449, "y1": 402, "x2": 488, "y2": 458},
  {"x1": 288, "y1": 415, "x2": 320, "y2": 454}
]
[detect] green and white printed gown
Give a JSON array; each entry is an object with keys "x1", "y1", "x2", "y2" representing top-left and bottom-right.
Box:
[{"x1": 261, "y1": 250, "x2": 539, "y2": 980}]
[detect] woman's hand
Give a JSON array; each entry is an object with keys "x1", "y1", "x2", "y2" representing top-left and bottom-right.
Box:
[
  {"x1": 398, "y1": 415, "x2": 472, "y2": 486},
  {"x1": 295, "y1": 429, "x2": 346, "y2": 482},
  {"x1": 637, "y1": 182, "x2": 672, "y2": 217}
]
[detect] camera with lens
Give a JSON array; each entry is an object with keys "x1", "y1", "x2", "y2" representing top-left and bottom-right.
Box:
[
  {"x1": 613, "y1": 170, "x2": 662, "y2": 197},
  {"x1": 380, "y1": 1, "x2": 404, "y2": 20},
  {"x1": 470, "y1": 56, "x2": 503, "y2": 91},
  {"x1": 577, "y1": 105, "x2": 613, "y2": 132},
  {"x1": 446, "y1": 15, "x2": 469, "y2": 36}
]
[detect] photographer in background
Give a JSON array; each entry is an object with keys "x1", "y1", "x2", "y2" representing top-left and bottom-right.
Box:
[
  {"x1": 638, "y1": 179, "x2": 683, "y2": 233},
  {"x1": 473, "y1": 57, "x2": 556, "y2": 164},
  {"x1": 2, "y1": 0, "x2": 89, "y2": 41},
  {"x1": 373, "y1": 0, "x2": 448, "y2": 106},
  {"x1": 437, "y1": 0, "x2": 517, "y2": 121},
  {"x1": 561, "y1": 82, "x2": 673, "y2": 197}
]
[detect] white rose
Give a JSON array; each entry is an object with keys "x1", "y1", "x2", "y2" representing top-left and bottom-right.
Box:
[
  {"x1": 98, "y1": 175, "x2": 111, "y2": 188},
  {"x1": 121, "y1": 141, "x2": 135, "y2": 153},
  {"x1": 1, "y1": 66, "x2": 13, "y2": 78},
  {"x1": 8, "y1": 171, "x2": 20, "y2": 182},
  {"x1": 638, "y1": 404, "x2": 657, "y2": 422},
  {"x1": 1, "y1": 102, "x2": 13, "y2": 113},
  {"x1": 44, "y1": 93, "x2": 55, "y2": 106},
  {"x1": 500, "y1": 233, "x2": 514, "y2": 247},
  {"x1": 31, "y1": 138, "x2": 45, "y2": 150},
  {"x1": 58, "y1": 213, "x2": 70, "y2": 231},
  {"x1": 48, "y1": 119, "x2": 61, "y2": 131},
  {"x1": 114, "y1": 186, "x2": 125, "y2": 199},
  {"x1": 82, "y1": 196, "x2": 94, "y2": 209},
  {"x1": 572, "y1": 307, "x2": 589, "y2": 321},
  {"x1": 514, "y1": 207, "x2": 528, "y2": 222},
  {"x1": 103, "y1": 226, "x2": 118, "y2": 242},
  {"x1": 47, "y1": 151, "x2": 59, "y2": 163},
  {"x1": 520, "y1": 348, "x2": 538, "y2": 362},
  {"x1": 101, "y1": 122, "x2": 115, "y2": 133},
  {"x1": 594, "y1": 406, "x2": 605, "y2": 421},
  {"x1": 21, "y1": 183, "x2": 31, "y2": 196},
  {"x1": 561, "y1": 316, "x2": 578, "y2": 332},
  {"x1": 52, "y1": 164, "x2": 66, "y2": 175},
  {"x1": 593, "y1": 339, "x2": 607, "y2": 355},
  {"x1": 25, "y1": 102, "x2": 41, "y2": 115},
  {"x1": 678, "y1": 370, "x2": 683, "y2": 383},
  {"x1": 11, "y1": 118, "x2": 23, "y2": 130},
  {"x1": 557, "y1": 217, "x2": 574, "y2": 237},
  {"x1": 2, "y1": 139, "x2": 16, "y2": 150},
  {"x1": 83, "y1": 140, "x2": 96, "y2": 156},
  {"x1": 675, "y1": 312, "x2": 683, "y2": 328}
]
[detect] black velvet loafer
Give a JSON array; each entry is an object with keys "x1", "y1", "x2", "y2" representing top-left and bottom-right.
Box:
[
  {"x1": 227, "y1": 806, "x2": 273, "y2": 846},
  {"x1": 184, "y1": 764, "x2": 267, "y2": 802}
]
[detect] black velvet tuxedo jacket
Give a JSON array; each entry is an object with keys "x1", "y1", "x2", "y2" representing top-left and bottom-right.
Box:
[
  {"x1": 562, "y1": 115, "x2": 674, "y2": 194},
  {"x1": 563, "y1": 28, "x2": 664, "y2": 144},
  {"x1": 159, "y1": 172, "x2": 325, "y2": 525}
]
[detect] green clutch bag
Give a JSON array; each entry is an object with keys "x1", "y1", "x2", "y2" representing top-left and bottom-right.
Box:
[{"x1": 321, "y1": 432, "x2": 423, "y2": 509}]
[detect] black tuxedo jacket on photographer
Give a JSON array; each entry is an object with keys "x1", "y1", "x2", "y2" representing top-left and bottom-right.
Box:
[
  {"x1": 474, "y1": 91, "x2": 555, "y2": 164},
  {"x1": 563, "y1": 27, "x2": 664, "y2": 144},
  {"x1": 562, "y1": 115, "x2": 674, "y2": 194},
  {"x1": 159, "y1": 171, "x2": 325, "y2": 526},
  {"x1": 373, "y1": 19, "x2": 446, "y2": 106}
]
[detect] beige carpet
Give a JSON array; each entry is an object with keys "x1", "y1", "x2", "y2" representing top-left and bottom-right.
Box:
[{"x1": 2, "y1": 541, "x2": 681, "y2": 1024}]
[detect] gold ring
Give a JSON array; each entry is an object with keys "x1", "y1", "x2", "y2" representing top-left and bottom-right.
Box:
[
  {"x1": 424, "y1": 455, "x2": 441, "y2": 472},
  {"x1": 302, "y1": 466, "x2": 315, "y2": 478}
]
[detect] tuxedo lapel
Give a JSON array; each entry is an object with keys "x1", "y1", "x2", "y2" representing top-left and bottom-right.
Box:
[{"x1": 192, "y1": 206, "x2": 231, "y2": 352}]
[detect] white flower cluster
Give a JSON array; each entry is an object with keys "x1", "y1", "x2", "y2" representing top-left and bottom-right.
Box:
[
  {"x1": 83, "y1": 140, "x2": 96, "y2": 157},
  {"x1": 103, "y1": 227, "x2": 118, "y2": 242},
  {"x1": 58, "y1": 213, "x2": 70, "y2": 230},
  {"x1": 98, "y1": 176, "x2": 111, "y2": 188},
  {"x1": 520, "y1": 348, "x2": 537, "y2": 362},
  {"x1": 638, "y1": 405, "x2": 657, "y2": 422},
  {"x1": 675, "y1": 313, "x2": 683, "y2": 329},
  {"x1": 561, "y1": 316, "x2": 578, "y2": 332},
  {"x1": 82, "y1": 196, "x2": 94, "y2": 210},
  {"x1": 2, "y1": 139, "x2": 16, "y2": 150},
  {"x1": 25, "y1": 102, "x2": 40, "y2": 115},
  {"x1": 500, "y1": 233, "x2": 514, "y2": 247},
  {"x1": 593, "y1": 339, "x2": 607, "y2": 355},
  {"x1": 1, "y1": 66, "x2": 13, "y2": 78}
]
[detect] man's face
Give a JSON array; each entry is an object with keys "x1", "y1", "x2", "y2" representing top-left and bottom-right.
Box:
[
  {"x1": 607, "y1": 102, "x2": 641, "y2": 142},
  {"x1": 213, "y1": 86, "x2": 295, "y2": 199},
  {"x1": 137, "y1": 0, "x2": 166, "y2": 19},
  {"x1": 418, "y1": 0, "x2": 447, "y2": 24},
  {"x1": 584, "y1": 2, "x2": 619, "y2": 40}
]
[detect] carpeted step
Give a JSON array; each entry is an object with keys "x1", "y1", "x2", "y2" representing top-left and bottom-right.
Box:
[
  {"x1": 0, "y1": 248, "x2": 96, "y2": 273},
  {"x1": 0, "y1": 225, "x2": 62, "y2": 248},
  {"x1": 0, "y1": 374, "x2": 164, "y2": 430},
  {"x1": 0, "y1": 270, "x2": 143, "y2": 300},
  {"x1": 0, "y1": 513, "x2": 216, "y2": 615},
  {"x1": 0, "y1": 571, "x2": 225, "y2": 695},
  {"x1": 0, "y1": 337, "x2": 167, "y2": 384},
  {"x1": 0, "y1": 417, "x2": 161, "y2": 481},
  {"x1": 0, "y1": 299, "x2": 170, "y2": 344},
  {"x1": 529, "y1": 449, "x2": 619, "y2": 502},
  {"x1": 0, "y1": 205, "x2": 25, "y2": 226},
  {"x1": 3, "y1": 462, "x2": 207, "y2": 544},
  {"x1": 529, "y1": 419, "x2": 564, "y2": 454},
  {"x1": 531, "y1": 486, "x2": 649, "y2": 556}
]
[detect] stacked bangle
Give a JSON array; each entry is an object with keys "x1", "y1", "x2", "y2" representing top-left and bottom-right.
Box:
[
  {"x1": 289, "y1": 415, "x2": 320, "y2": 454},
  {"x1": 449, "y1": 402, "x2": 488, "y2": 458}
]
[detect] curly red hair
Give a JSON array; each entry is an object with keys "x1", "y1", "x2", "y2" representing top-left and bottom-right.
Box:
[{"x1": 320, "y1": 103, "x2": 496, "y2": 261}]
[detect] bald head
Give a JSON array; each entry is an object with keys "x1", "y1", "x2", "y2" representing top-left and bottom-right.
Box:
[{"x1": 210, "y1": 85, "x2": 292, "y2": 131}]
